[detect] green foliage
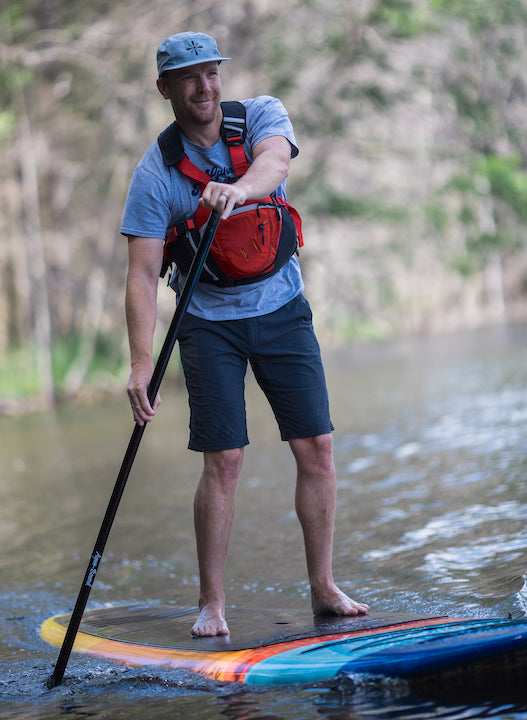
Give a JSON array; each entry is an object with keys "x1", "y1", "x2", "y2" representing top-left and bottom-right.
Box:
[
  {"x1": 0, "y1": 4, "x2": 25, "y2": 39},
  {"x1": 52, "y1": 332, "x2": 125, "y2": 388},
  {"x1": 0, "y1": 351, "x2": 40, "y2": 398},
  {"x1": 448, "y1": 154, "x2": 527, "y2": 225},
  {"x1": 356, "y1": 84, "x2": 390, "y2": 109},
  {"x1": 328, "y1": 313, "x2": 393, "y2": 343},
  {"x1": 308, "y1": 186, "x2": 371, "y2": 217},
  {"x1": 425, "y1": 202, "x2": 449, "y2": 235},
  {"x1": 266, "y1": 37, "x2": 298, "y2": 96},
  {"x1": 91, "y1": 332, "x2": 126, "y2": 377},
  {"x1": 51, "y1": 335, "x2": 82, "y2": 385},
  {"x1": 458, "y1": 204, "x2": 477, "y2": 226},
  {"x1": 476, "y1": 154, "x2": 527, "y2": 222},
  {"x1": 445, "y1": 153, "x2": 527, "y2": 277},
  {"x1": 429, "y1": 0, "x2": 527, "y2": 31},
  {"x1": 0, "y1": 63, "x2": 33, "y2": 104},
  {"x1": 308, "y1": 184, "x2": 410, "y2": 222},
  {"x1": 0, "y1": 111, "x2": 16, "y2": 141},
  {"x1": 449, "y1": 81, "x2": 494, "y2": 125},
  {"x1": 452, "y1": 230, "x2": 515, "y2": 277},
  {"x1": 367, "y1": 0, "x2": 433, "y2": 38},
  {"x1": 447, "y1": 173, "x2": 479, "y2": 195}
]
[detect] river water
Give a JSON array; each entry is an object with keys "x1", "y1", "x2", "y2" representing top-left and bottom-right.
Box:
[{"x1": 1, "y1": 322, "x2": 527, "y2": 719}]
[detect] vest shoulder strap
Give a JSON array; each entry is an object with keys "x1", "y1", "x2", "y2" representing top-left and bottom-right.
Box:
[
  {"x1": 219, "y1": 100, "x2": 248, "y2": 176},
  {"x1": 157, "y1": 101, "x2": 248, "y2": 176},
  {"x1": 219, "y1": 100, "x2": 247, "y2": 145},
  {"x1": 157, "y1": 122, "x2": 184, "y2": 166}
]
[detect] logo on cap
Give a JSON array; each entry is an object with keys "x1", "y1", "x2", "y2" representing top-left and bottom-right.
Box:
[{"x1": 186, "y1": 39, "x2": 204, "y2": 56}]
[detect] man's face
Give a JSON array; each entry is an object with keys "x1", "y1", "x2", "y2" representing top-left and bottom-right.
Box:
[{"x1": 157, "y1": 61, "x2": 222, "y2": 128}]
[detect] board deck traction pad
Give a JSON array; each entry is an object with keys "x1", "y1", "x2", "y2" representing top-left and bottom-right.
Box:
[{"x1": 41, "y1": 605, "x2": 527, "y2": 686}]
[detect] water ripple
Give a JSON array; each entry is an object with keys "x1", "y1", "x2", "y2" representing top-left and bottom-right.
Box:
[
  {"x1": 364, "y1": 501, "x2": 527, "y2": 560},
  {"x1": 423, "y1": 534, "x2": 527, "y2": 573}
]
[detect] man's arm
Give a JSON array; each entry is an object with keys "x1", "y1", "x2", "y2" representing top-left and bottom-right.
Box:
[
  {"x1": 125, "y1": 236, "x2": 164, "y2": 426},
  {"x1": 199, "y1": 135, "x2": 291, "y2": 219}
]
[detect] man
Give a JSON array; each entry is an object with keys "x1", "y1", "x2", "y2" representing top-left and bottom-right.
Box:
[{"x1": 122, "y1": 31, "x2": 369, "y2": 637}]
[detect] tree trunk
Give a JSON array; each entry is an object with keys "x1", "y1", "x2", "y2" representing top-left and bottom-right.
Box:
[{"x1": 16, "y1": 95, "x2": 55, "y2": 408}]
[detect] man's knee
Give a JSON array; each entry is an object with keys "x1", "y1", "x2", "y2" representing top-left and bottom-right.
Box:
[
  {"x1": 202, "y1": 448, "x2": 244, "y2": 488},
  {"x1": 289, "y1": 434, "x2": 334, "y2": 475}
]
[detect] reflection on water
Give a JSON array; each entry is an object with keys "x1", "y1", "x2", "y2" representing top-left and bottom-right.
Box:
[{"x1": 1, "y1": 323, "x2": 527, "y2": 718}]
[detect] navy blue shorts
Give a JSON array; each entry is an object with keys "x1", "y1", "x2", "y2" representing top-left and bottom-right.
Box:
[{"x1": 177, "y1": 294, "x2": 334, "y2": 451}]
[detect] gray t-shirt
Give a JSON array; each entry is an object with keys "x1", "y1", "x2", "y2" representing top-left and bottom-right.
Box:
[{"x1": 120, "y1": 95, "x2": 304, "y2": 320}]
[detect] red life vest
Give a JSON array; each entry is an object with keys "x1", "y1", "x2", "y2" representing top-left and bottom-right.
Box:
[{"x1": 158, "y1": 101, "x2": 303, "y2": 286}]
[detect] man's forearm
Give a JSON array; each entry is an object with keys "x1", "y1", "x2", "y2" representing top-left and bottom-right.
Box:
[
  {"x1": 233, "y1": 142, "x2": 290, "y2": 201},
  {"x1": 125, "y1": 268, "x2": 161, "y2": 425},
  {"x1": 199, "y1": 136, "x2": 291, "y2": 219},
  {"x1": 125, "y1": 236, "x2": 163, "y2": 372},
  {"x1": 126, "y1": 276, "x2": 158, "y2": 371}
]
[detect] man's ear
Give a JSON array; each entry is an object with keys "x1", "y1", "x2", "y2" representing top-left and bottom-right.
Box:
[{"x1": 157, "y1": 77, "x2": 169, "y2": 99}]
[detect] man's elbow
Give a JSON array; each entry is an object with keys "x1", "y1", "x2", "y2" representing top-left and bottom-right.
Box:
[{"x1": 280, "y1": 157, "x2": 290, "y2": 182}]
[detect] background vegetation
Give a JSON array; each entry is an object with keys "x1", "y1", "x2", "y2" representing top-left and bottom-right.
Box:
[{"x1": 2, "y1": 0, "x2": 527, "y2": 410}]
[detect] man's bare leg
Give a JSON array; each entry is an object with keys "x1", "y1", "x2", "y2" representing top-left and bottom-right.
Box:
[
  {"x1": 191, "y1": 447, "x2": 244, "y2": 637},
  {"x1": 289, "y1": 434, "x2": 369, "y2": 617}
]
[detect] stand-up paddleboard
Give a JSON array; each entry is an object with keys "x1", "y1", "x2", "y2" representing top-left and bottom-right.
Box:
[{"x1": 41, "y1": 605, "x2": 527, "y2": 686}]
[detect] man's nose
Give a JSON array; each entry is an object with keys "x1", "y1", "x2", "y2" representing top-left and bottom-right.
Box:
[{"x1": 197, "y1": 74, "x2": 211, "y2": 92}]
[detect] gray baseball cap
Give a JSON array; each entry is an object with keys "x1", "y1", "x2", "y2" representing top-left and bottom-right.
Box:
[{"x1": 157, "y1": 32, "x2": 231, "y2": 75}]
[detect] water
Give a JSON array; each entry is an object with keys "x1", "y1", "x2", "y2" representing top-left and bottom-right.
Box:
[{"x1": 1, "y1": 322, "x2": 527, "y2": 718}]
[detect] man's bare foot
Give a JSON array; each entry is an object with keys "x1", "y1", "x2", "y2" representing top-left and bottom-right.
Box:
[
  {"x1": 191, "y1": 602, "x2": 230, "y2": 637},
  {"x1": 311, "y1": 583, "x2": 369, "y2": 617}
]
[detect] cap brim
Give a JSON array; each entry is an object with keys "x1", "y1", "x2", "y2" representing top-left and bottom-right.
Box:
[{"x1": 159, "y1": 56, "x2": 231, "y2": 74}]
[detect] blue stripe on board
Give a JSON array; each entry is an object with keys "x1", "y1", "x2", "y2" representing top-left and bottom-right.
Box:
[{"x1": 242, "y1": 619, "x2": 527, "y2": 686}]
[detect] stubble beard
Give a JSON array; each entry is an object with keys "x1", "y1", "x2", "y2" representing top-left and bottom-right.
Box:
[{"x1": 178, "y1": 91, "x2": 221, "y2": 128}]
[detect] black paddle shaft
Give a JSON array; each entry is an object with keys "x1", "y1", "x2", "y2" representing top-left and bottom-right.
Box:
[{"x1": 47, "y1": 211, "x2": 220, "y2": 688}]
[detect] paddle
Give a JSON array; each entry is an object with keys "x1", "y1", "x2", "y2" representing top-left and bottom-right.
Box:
[{"x1": 47, "y1": 210, "x2": 221, "y2": 688}]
